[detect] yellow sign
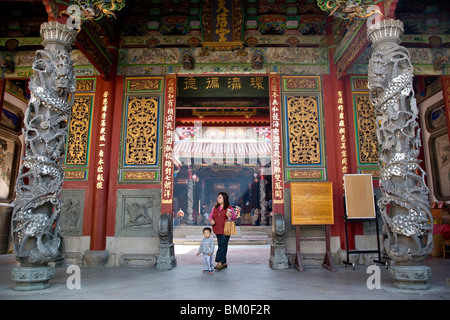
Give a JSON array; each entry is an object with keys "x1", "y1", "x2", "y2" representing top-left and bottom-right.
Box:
[{"x1": 291, "y1": 182, "x2": 334, "y2": 225}]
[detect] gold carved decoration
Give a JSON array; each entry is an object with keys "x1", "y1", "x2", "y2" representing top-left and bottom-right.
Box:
[
  {"x1": 287, "y1": 96, "x2": 321, "y2": 164},
  {"x1": 352, "y1": 78, "x2": 368, "y2": 91},
  {"x1": 66, "y1": 95, "x2": 92, "y2": 166},
  {"x1": 201, "y1": 0, "x2": 244, "y2": 50},
  {"x1": 128, "y1": 79, "x2": 161, "y2": 92},
  {"x1": 192, "y1": 108, "x2": 257, "y2": 119},
  {"x1": 201, "y1": 0, "x2": 212, "y2": 42},
  {"x1": 360, "y1": 169, "x2": 380, "y2": 178},
  {"x1": 64, "y1": 170, "x2": 87, "y2": 180},
  {"x1": 354, "y1": 95, "x2": 378, "y2": 164},
  {"x1": 76, "y1": 79, "x2": 94, "y2": 92},
  {"x1": 232, "y1": 0, "x2": 243, "y2": 42},
  {"x1": 289, "y1": 170, "x2": 323, "y2": 179},
  {"x1": 285, "y1": 78, "x2": 319, "y2": 90},
  {"x1": 125, "y1": 97, "x2": 158, "y2": 165},
  {"x1": 123, "y1": 171, "x2": 157, "y2": 180}
]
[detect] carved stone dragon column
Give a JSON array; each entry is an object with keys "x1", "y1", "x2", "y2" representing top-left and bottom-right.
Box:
[
  {"x1": 367, "y1": 19, "x2": 433, "y2": 289},
  {"x1": 10, "y1": 21, "x2": 77, "y2": 290},
  {"x1": 259, "y1": 177, "x2": 267, "y2": 225}
]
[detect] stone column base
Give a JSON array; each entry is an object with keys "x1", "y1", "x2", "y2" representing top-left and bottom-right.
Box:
[
  {"x1": 156, "y1": 243, "x2": 177, "y2": 270},
  {"x1": 85, "y1": 250, "x2": 109, "y2": 267},
  {"x1": 11, "y1": 266, "x2": 55, "y2": 291},
  {"x1": 388, "y1": 265, "x2": 432, "y2": 290},
  {"x1": 269, "y1": 244, "x2": 289, "y2": 270}
]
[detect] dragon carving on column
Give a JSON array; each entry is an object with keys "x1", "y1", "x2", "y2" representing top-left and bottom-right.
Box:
[
  {"x1": 367, "y1": 19, "x2": 433, "y2": 263},
  {"x1": 11, "y1": 22, "x2": 77, "y2": 266}
]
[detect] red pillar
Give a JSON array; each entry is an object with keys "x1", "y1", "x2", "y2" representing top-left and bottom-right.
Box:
[
  {"x1": 89, "y1": 37, "x2": 118, "y2": 250},
  {"x1": 89, "y1": 76, "x2": 116, "y2": 250},
  {"x1": 269, "y1": 74, "x2": 285, "y2": 215},
  {"x1": 161, "y1": 75, "x2": 177, "y2": 215},
  {"x1": 323, "y1": 51, "x2": 352, "y2": 250}
]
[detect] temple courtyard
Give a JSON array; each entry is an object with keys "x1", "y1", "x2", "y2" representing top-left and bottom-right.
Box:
[{"x1": 0, "y1": 245, "x2": 448, "y2": 301}]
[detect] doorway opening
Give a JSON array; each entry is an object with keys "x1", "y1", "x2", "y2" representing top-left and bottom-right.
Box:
[
  {"x1": 172, "y1": 126, "x2": 273, "y2": 264},
  {"x1": 172, "y1": 125, "x2": 273, "y2": 226},
  {"x1": 171, "y1": 76, "x2": 274, "y2": 264}
]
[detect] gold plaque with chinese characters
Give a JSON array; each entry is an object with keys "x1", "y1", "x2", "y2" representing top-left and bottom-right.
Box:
[{"x1": 291, "y1": 182, "x2": 334, "y2": 225}]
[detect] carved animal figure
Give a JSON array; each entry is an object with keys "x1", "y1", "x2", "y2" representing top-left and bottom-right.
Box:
[
  {"x1": 368, "y1": 20, "x2": 433, "y2": 263},
  {"x1": 12, "y1": 22, "x2": 76, "y2": 266}
]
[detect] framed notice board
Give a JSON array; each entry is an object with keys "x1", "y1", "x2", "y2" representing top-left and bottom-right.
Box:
[
  {"x1": 290, "y1": 182, "x2": 334, "y2": 225},
  {"x1": 343, "y1": 174, "x2": 375, "y2": 219}
]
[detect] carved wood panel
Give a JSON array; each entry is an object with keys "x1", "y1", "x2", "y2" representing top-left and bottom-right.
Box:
[
  {"x1": 125, "y1": 97, "x2": 159, "y2": 166},
  {"x1": 286, "y1": 95, "x2": 321, "y2": 164}
]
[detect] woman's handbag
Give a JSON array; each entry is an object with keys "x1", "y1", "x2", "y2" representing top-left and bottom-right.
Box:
[
  {"x1": 223, "y1": 208, "x2": 237, "y2": 236},
  {"x1": 224, "y1": 219, "x2": 237, "y2": 236}
]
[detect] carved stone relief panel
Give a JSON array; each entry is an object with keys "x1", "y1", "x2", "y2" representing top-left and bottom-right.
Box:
[
  {"x1": 60, "y1": 189, "x2": 85, "y2": 236},
  {"x1": 115, "y1": 189, "x2": 161, "y2": 237}
]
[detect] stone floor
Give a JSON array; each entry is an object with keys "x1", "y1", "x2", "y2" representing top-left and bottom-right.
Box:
[
  {"x1": 0, "y1": 245, "x2": 449, "y2": 302},
  {"x1": 175, "y1": 244, "x2": 271, "y2": 265}
]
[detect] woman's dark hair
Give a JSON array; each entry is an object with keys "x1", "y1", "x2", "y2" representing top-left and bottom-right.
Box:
[{"x1": 215, "y1": 192, "x2": 230, "y2": 209}]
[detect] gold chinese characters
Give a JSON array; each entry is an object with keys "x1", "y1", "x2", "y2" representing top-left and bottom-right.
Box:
[{"x1": 96, "y1": 91, "x2": 109, "y2": 190}]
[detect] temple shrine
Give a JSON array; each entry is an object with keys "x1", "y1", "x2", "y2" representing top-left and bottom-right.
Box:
[{"x1": 0, "y1": 0, "x2": 449, "y2": 290}]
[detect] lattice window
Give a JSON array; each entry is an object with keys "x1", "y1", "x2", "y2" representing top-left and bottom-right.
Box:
[
  {"x1": 66, "y1": 96, "x2": 92, "y2": 166},
  {"x1": 125, "y1": 97, "x2": 159, "y2": 165},
  {"x1": 354, "y1": 95, "x2": 378, "y2": 164},
  {"x1": 286, "y1": 95, "x2": 321, "y2": 164}
]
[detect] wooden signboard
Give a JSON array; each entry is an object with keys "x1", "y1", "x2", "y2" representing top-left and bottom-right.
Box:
[
  {"x1": 290, "y1": 182, "x2": 335, "y2": 272},
  {"x1": 177, "y1": 76, "x2": 269, "y2": 98},
  {"x1": 343, "y1": 174, "x2": 375, "y2": 219},
  {"x1": 290, "y1": 182, "x2": 334, "y2": 225},
  {"x1": 342, "y1": 174, "x2": 386, "y2": 269}
]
